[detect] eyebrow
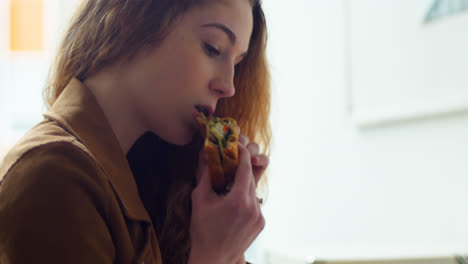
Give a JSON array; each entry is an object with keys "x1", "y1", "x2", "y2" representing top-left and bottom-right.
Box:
[
  {"x1": 201, "y1": 23, "x2": 248, "y2": 60},
  {"x1": 202, "y1": 23, "x2": 237, "y2": 44}
]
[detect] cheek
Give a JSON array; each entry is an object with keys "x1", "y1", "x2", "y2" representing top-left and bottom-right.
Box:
[
  {"x1": 164, "y1": 50, "x2": 212, "y2": 96},
  {"x1": 135, "y1": 37, "x2": 215, "y2": 106}
]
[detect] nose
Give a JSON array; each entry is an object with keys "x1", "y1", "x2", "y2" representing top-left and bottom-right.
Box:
[
  {"x1": 209, "y1": 65, "x2": 235, "y2": 98},
  {"x1": 209, "y1": 79, "x2": 235, "y2": 98}
]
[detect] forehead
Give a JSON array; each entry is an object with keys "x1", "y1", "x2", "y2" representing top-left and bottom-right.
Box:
[{"x1": 185, "y1": 0, "x2": 253, "y2": 49}]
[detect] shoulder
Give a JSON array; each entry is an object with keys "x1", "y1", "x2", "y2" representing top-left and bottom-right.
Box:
[
  {"x1": 0, "y1": 138, "x2": 110, "y2": 204},
  {"x1": 0, "y1": 119, "x2": 111, "y2": 209},
  {"x1": 3, "y1": 140, "x2": 98, "y2": 179},
  {"x1": 0, "y1": 138, "x2": 116, "y2": 264},
  {"x1": 1, "y1": 118, "x2": 100, "y2": 183},
  {"x1": 0, "y1": 120, "x2": 114, "y2": 227}
]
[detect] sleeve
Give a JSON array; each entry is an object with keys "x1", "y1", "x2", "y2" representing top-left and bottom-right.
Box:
[{"x1": 0, "y1": 143, "x2": 115, "y2": 264}]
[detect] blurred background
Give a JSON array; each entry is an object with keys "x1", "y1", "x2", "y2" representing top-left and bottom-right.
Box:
[{"x1": 1, "y1": 0, "x2": 467, "y2": 264}]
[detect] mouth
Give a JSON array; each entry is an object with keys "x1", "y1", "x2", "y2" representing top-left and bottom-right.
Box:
[{"x1": 194, "y1": 105, "x2": 214, "y2": 117}]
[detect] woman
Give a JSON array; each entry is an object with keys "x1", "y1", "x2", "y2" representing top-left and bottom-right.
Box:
[{"x1": 0, "y1": 0, "x2": 271, "y2": 263}]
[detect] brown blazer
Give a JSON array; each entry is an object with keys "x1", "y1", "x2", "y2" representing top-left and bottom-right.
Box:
[{"x1": 0, "y1": 79, "x2": 162, "y2": 264}]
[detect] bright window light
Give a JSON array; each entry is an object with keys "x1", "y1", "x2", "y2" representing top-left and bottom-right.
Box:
[{"x1": 9, "y1": 0, "x2": 44, "y2": 51}]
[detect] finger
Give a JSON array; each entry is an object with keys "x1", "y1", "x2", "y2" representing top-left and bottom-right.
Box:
[
  {"x1": 248, "y1": 165, "x2": 258, "y2": 198},
  {"x1": 252, "y1": 167, "x2": 266, "y2": 187},
  {"x1": 252, "y1": 154, "x2": 269, "y2": 167},
  {"x1": 255, "y1": 212, "x2": 266, "y2": 235},
  {"x1": 238, "y1": 133, "x2": 249, "y2": 148},
  {"x1": 246, "y1": 142, "x2": 260, "y2": 157},
  {"x1": 251, "y1": 201, "x2": 265, "y2": 236},
  {"x1": 247, "y1": 155, "x2": 258, "y2": 199},
  {"x1": 252, "y1": 155, "x2": 269, "y2": 186},
  {"x1": 231, "y1": 145, "x2": 253, "y2": 194}
]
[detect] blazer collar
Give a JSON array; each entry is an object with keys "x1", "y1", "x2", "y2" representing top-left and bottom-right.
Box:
[{"x1": 45, "y1": 78, "x2": 151, "y2": 222}]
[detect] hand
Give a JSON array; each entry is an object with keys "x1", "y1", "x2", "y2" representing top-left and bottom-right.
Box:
[
  {"x1": 238, "y1": 129, "x2": 269, "y2": 187},
  {"x1": 188, "y1": 145, "x2": 265, "y2": 264}
]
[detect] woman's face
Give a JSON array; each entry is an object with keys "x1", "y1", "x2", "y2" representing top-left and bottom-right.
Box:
[{"x1": 124, "y1": 0, "x2": 253, "y2": 145}]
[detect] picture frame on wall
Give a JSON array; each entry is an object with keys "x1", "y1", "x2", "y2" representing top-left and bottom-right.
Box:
[{"x1": 344, "y1": 0, "x2": 468, "y2": 128}]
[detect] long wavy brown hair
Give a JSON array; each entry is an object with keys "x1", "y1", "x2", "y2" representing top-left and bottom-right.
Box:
[{"x1": 44, "y1": 0, "x2": 271, "y2": 263}]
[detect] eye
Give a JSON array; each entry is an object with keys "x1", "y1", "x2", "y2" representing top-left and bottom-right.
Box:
[{"x1": 204, "y1": 42, "x2": 221, "y2": 57}]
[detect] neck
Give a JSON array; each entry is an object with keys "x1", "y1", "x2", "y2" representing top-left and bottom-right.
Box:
[{"x1": 84, "y1": 67, "x2": 146, "y2": 154}]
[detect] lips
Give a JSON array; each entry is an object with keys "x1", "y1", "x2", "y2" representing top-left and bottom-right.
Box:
[{"x1": 195, "y1": 105, "x2": 214, "y2": 116}]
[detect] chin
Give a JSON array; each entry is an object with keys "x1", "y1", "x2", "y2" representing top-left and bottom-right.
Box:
[
  {"x1": 171, "y1": 136, "x2": 193, "y2": 146},
  {"x1": 162, "y1": 128, "x2": 197, "y2": 146},
  {"x1": 150, "y1": 119, "x2": 198, "y2": 146}
]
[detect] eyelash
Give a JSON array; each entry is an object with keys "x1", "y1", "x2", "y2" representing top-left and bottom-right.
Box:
[{"x1": 204, "y1": 43, "x2": 221, "y2": 57}]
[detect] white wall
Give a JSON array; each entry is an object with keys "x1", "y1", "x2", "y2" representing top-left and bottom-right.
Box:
[
  {"x1": 350, "y1": 0, "x2": 468, "y2": 127},
  {"x1": 255, "y1": 0, "x2": 468, "y2": 263},
  {"x1": 0, "y1": 0, "x2": 79, "y2": 158}
]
